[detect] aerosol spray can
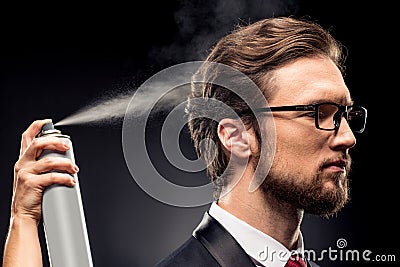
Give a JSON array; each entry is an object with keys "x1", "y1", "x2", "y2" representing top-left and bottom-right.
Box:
[{"x1": 37, "y1": 122, "x2": 93, "y2": 267}]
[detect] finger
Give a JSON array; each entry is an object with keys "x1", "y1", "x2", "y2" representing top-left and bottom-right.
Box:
[
  {"x1": 14, "y1": 168, "x2": 76, "y2": 197},
  {"x1": 16, "y1": 169, "x2": 76, "y2": 194},
  {"x1": 33, "y1": 156, "x2": 79, "y2": 175},
  {"x1": 39, "y1": 172, "x2": 77, "y2": 188},
  {"x1": 21, "y1": 135, "x2": 71, "y2": 162},
  {"x1": 20, "y1": 119, "x2": 53, "y2": 156}
]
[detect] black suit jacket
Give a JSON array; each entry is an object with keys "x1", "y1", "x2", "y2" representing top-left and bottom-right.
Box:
[{"x1": 155, "y1": 211, "x2": 320, "y2": 267}]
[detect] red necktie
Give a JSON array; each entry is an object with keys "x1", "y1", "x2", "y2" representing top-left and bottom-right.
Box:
[{"x1": 285, "y1": 256, "x2": 307, "y2": 267}]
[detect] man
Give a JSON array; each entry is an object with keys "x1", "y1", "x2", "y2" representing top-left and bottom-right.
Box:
[
  {"x1": 155, "y1": 17, "x2": 367, "y2": 266},
  {"x1": 3, "y1": 17, "x2": 367, "y2": 266}
]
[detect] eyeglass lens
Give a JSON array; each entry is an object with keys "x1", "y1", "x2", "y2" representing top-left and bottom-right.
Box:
[{"x1": 318, "y1": 103, "x2": 365, "y2": 132}]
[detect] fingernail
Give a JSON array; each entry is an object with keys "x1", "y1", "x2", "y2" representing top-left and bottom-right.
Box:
[{"x1": 62, "y1": 140, "x2": 70, "y2": 148}]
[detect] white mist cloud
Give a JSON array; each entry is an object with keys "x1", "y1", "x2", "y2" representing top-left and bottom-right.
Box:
[{"x1": 55, "y1": 86, "x2": 187, "y2": 126}]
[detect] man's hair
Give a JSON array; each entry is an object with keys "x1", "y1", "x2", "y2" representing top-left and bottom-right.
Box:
[{"x1": 186, "y1": 16, "x2": 346, "y2": 188}]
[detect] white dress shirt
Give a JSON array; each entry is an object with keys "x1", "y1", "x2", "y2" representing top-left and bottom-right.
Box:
[{"x1": 205, "y1": 201, "x2": 305, "y2": 267}]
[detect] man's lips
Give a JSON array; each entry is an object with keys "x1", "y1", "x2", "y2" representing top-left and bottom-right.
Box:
[{"x1": 323, "y1": 159, "x2": 348, "y2": 172}]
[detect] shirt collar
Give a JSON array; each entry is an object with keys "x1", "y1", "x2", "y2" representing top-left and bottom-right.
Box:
[{"x1": 208, "y1": 201, "x2": 304, "y2": 267}]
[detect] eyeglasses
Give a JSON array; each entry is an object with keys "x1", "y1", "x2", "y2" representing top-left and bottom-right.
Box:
[{"x1": 252, "y1": 102, "x2": 367, "y2": 133}]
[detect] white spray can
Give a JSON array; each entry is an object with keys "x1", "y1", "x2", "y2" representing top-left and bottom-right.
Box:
[{"x1": 37, "y1": 122, "x2": 93, "y2": 267}]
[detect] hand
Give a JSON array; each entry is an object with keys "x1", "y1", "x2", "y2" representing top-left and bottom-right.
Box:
[{"x1": 11, "y1": 119, "x2": 79, "y2": 224}]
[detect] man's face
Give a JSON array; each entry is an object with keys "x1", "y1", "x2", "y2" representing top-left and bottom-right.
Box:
[{"x1": 257, "y1": 56, "x2": 356, "y2": 216}]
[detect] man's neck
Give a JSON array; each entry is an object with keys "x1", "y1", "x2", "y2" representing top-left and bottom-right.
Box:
[{"x1": 217, "y1": 188, "x2": 304, "y2": 250}]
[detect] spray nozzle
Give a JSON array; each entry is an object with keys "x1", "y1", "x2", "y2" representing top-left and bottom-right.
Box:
[{"x1": 37, "y1": 121, "x2": 62, "y2": 137}]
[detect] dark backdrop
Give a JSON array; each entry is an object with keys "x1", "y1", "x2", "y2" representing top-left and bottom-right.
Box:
[{"x1": 1, "y1": 1, "x2": 397, "y2": 266}]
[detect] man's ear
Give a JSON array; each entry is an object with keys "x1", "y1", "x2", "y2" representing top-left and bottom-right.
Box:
[{"x1": 217, "y1": 118, "x2": 253, "y2": 159}]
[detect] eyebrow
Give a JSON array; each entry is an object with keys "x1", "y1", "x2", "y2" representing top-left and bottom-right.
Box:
[{"x1": 305, "y1": 98, "x2": 354, "y2": 106}]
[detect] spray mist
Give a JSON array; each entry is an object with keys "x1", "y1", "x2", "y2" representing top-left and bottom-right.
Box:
[{"x1": 37, "y1": 122, "x2": 93, "y2": 267}]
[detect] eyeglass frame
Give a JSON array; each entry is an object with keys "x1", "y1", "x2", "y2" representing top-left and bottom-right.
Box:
[{"x1": 245, "y1": 102, "x2": 367, "y2": 133}]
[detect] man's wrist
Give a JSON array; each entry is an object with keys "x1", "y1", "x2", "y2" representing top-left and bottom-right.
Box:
[{"x1": 9, "y1": 213, "x2": 40, "y2": 230}]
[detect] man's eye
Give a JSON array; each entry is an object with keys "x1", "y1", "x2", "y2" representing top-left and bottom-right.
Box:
[
  {"x1": 303, "y1": 112, "x2": 316, "y2": 118},
  {"x1": 318, "y1": 111, "x2": 332, "y2": 120}
]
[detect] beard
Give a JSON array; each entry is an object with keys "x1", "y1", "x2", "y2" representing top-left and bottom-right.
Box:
[{"x1": 258, "y1": 157, "x2": 351, "y2": 217}]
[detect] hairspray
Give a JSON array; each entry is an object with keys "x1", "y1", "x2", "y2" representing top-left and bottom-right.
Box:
[{"x1": 37, "y1": 122, "x2": 93, "y2": 267}]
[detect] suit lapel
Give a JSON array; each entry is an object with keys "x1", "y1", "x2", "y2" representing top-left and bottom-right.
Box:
[
  {"x1": 193, "y1": 211, "x2": 256, "y2": 267},
  {"x1": 307, "y1": 259, "x2": 321, "y2": 267}
]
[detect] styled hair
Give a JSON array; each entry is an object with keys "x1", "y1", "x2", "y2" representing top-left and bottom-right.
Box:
[{"x1": 186, "y1": 16, "x2": 346, "y2": 188}]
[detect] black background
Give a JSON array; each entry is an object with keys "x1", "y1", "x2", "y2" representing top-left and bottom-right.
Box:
[{"x1": 0, "y1": 1, "x2": 398, "y2": 266}]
